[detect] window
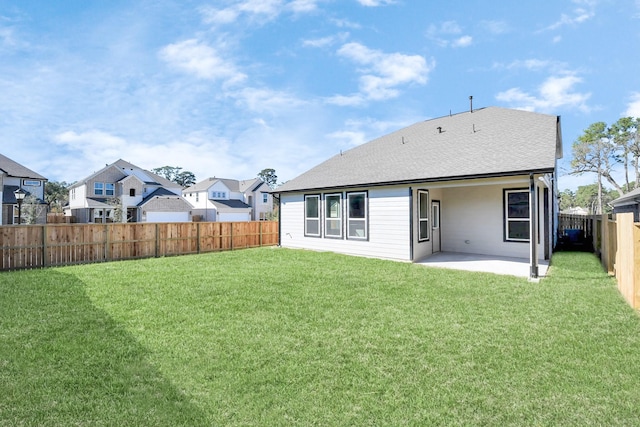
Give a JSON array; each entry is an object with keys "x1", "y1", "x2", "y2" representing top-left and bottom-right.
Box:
[
  {"x1": 262, "y1": 193, "x2": 269, "y2": 203},
  {"x1": 71, "y1": 188, "x2": 76, "y2": 200},
  {"x1": 105, "y1": 183, "x2": 115, "y2": 196},
  {"x1": 418, "y1": 190, "x2": 429, "y2": 241},
  {"x1": 304, "y1": 195, "x2": 321, "y2": 237},
  {"x1": 196, "y1": 193, "x2": 199, "y2": 202},
  {"x1": 347, "y1": 192, "x2": 367, "y2": 239},
  {"x1": 504, "y1": 189, "x2": 530, "y2": 242},
  {"x1": 94, "y1": 182, "x2": 104, "y2": 195},
  {"x1": 432, "y1": 202, "x2": 440, "y2": 229},
  {"x1": 23, "y1": 180, "x2": 41, "y2": 187},
  {"x1": 324, "y1": 194, "x2": 342, "y2": 238},
  {"x1": 129, "y1": 188, "x2": 135, "y2": 197}
]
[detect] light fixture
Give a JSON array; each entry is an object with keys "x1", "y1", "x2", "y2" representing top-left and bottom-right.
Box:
[{"x1": 14, "y1": 188, "x2": 26, "y2": 225}]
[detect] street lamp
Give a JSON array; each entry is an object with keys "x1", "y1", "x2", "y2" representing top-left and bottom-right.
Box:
[{"x1": 14, "y1": 188, "x2": 26, "y2": 225}]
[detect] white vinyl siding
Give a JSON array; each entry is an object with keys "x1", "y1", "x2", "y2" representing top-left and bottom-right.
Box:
[{"x1": 280, "y1": 187, "x2": 410, "y2": 261}]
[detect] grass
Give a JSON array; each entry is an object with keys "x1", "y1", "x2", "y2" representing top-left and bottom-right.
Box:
[{"x1": 1, "y1": 248, "x2": 640, "y2": 426}]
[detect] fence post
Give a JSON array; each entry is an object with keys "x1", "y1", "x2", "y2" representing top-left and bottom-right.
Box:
[
  {"x1": 230, "y1": 223, "x2": 234, "y2": 250},
  {"x1": 155, "y1": 223, "x2": 160, "y2": 258},
  {"x1": 259, "y1": 221, "x2": 263, "y2": 247},
  {"x1": 105, "y1": 224, "x2": 111, "y2": 262},
  {"x1": 634, "y1": 224, "x2": 640, "y2": 309},
  {"x1": 197, "y1": 222, "x2": 201, "y2": 254},
  {"x1": 42, "y1": 224, "x2": 48, "y2": 268}
]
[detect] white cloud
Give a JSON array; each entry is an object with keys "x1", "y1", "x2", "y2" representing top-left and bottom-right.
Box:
[
  {"x1": 542, "y1": 0, "x2": 596, "y2": 31},
  {"x1": 330, "y1": 42, "x2": 433, "y2": 103},
  {"x1": 480, "y1": 20, "x2": 510, "y2": 35},
  {"x1": 451, "y1": 35, "x2": 472, "y2": 48},
  {"x1": 624, "y1": 92, "x2": 640, "y2": 117},
  {"x1": 200, "y1": 0, "x2": 320, "y2": 26},
  {"x1": 232, "y1": 87, "x2": 308, "y2": 114},
  {"x1": 159, "y1": 39, "x2": 247, "y2": 85},
  {"x1": 302, "y1": 32, "x2": 349, "y2": 48},
  {"x1": 426, "y1": 20, "x2": 472, "y2": 48},
  {"x1": 356, "y1": 0, "x2": 396, "y2": 6},
  {"x1": 496, "y1": 73, "x2": 591, "y2": 113}
]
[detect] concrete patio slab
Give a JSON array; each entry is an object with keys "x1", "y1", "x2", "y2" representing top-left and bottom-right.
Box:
[{"x1": 416, "y1": 252, "x2": 549, "y2": 279}]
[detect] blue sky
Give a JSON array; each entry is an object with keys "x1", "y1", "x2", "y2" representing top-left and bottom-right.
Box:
[{"x1": 1, "y1": 0, "x2": 639, "y2": 190}]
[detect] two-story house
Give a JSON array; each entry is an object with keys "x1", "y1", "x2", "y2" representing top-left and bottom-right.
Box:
[
  {"x1": 183, "y1": 177, "x2": 274, "y2": 222},
  {"x1": 0, "y1": 153, "x2": 48, "y2": 225},
  {"x1": 67, "y1": 159, "x2": 192, "y2": 223}
]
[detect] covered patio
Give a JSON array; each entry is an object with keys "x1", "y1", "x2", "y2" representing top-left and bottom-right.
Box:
[{"x1": 417, "y1": 252, "x2": 549, "y2": 279}]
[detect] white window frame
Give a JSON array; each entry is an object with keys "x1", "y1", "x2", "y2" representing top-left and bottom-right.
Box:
[
  {"x1": 94, "y1": 182, "x2": 104, "y2": 196},
  {"x1": 324, "y1": 193, "x2": 343, "y2": 238},
  {"x1": 262, "y1": 193, "x2": 269, "y2": 203},
  {"x1": 504, "y1": 189, "x2": 530, "y2": 242},
  {"x1": 347, "y1": 191, "x2": 367, "y2": 240},
  {"x1": 304, "y1": 194, "x2": 321, "y2": 237},
  {"x1": 105, "y1": 183, "x2": 115, "y2": 196},
  {"x1": 418, "y1": 190, "x2": 430, "y2": 242}
]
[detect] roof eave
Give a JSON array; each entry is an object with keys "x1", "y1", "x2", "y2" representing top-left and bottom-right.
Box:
[{"x1": 275, "y1": 168, "x2": 556, "y2": 194}]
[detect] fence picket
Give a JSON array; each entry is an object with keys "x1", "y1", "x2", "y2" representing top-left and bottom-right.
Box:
[{"x1": 0, "y1": 221, "x2": 279, "y2": 271}]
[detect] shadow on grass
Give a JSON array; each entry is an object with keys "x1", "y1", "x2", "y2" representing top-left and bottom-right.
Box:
[{"x1": 0, "y1": 270, "x2": 208, "y2": 426}]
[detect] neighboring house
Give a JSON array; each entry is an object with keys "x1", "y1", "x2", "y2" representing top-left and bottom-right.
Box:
[
  {"x1": 67, "y1": 159, "x2": 192, "y2": 223},
  {"x1": 560, "y1": 207, "x2": 590, "y2": 215},
  {"x1": 275, "y1": 106, "x2": 563, "y2": 279},
  {"x1": 183, "y1": 177, "x2": 273, "y2": 222},
  {"x1": 0, "y1": 153, "x2": 48, "y2": 225},
  {"x1": 610, "y1": 188, "x2": 640, "y2": 222}
]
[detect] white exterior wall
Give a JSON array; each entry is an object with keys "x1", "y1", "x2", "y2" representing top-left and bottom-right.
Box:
[
  {"x1": 281, "y1": 176, "x2": 551, "y2": 264},
  {"x1": 218, "y1": 212, "x2": 250, "y2": 222},
  {"x1": 146, "y1": 212, "x2": 190, "y2": 222},
  {"x1": 437, "y1": 177, "x2": 546, "y2": 261},
  {"x1": 280, "y1": 186, "x2": 411, "y2": 261}
]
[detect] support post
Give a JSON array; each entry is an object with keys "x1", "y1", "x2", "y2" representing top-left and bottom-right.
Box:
[{"x1": 529, "y1": 173, "x2": 539, "y2": 279}]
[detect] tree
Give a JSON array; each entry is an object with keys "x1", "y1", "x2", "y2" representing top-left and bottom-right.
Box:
[
  {"x1": 151, "y1": 166, "x2": 196, "y2": 188},
  {"x1": 174, "y1": 171, "x2": 196, "y2": 187},
  {"x1": 571, "y1": 122, "x2": 624, "y2": 214},
  {"x1": 107, "y1": 197, "x2": 124, "y2": 223},
  {"x1": 574, "y1": 184, "x2": 617, "y2": 214},
  {"x1": 258, "y1": 168, "x2": 277, "y2": 189},
  {"x1": 45, "y1": 181, "x2": 71, "y2": 213},
  {"x1": 610, "y1": 117, "x2": 640, "y2": 191},
  {"x1": 22, "y1": 194, "x2": 46, "y2": 224},
  {"x1": 558, "y1": 189, "x2": 576, "y2": 211}
]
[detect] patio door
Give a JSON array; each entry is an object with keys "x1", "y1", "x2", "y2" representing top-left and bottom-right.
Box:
[{"x1": 432, "y1": 200, "x2": 441, "y2": 253}]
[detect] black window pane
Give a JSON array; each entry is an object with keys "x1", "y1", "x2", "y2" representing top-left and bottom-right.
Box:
[
  {"x1": 349, "y1": 194, "x2": 365, "y2": 218},
  {"x1": 508, "y1": 192, "x2": 529, "y2": 218},
  {"x1": 306, "y1": 197, "x2": 319, "y2": 218},
  {"x1": 508, "y1": 221, "x2": 530, "y2": 240}
]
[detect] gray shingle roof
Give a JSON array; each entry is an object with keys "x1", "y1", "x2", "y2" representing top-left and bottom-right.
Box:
[
  {"x1": 0, "y1": 153, "x2": 47, "y2": 180},
  {"x1": 277, "y1": 107, "x2": 562, "y2": 193},
  {"x1": 611, "y1": 187, "x2": 640, "y2": 206}
]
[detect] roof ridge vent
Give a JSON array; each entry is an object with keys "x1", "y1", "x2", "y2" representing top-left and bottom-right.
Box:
[{"x1": 469, "y1": 95, "x2": 473, "y2": 113}]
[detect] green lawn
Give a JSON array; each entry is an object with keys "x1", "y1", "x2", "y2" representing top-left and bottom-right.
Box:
[{"x1": 1, "y1": 248, "x2": 639, "y2": 426}]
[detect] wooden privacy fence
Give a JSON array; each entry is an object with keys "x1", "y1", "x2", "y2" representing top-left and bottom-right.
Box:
[
  {"x1": 595, "y1": 213, "x2": 640, "y2": 309},
  {"x1": 0, "y1": 221, "x2": 279, "y2": 271}
]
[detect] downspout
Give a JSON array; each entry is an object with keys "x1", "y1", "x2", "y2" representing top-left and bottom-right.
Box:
[
  {"x1": 409, "y1": 187, "x2": 414, "y2": 261},
  {"x1": 277, "y1": 192, "x2": 282, "y2": 247},
  {"x1": 529, "y1": 173, "x2": 539, "y2": 279}
]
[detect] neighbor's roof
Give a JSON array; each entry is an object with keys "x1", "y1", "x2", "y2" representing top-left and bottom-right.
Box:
[
  {"x1": 0, "y1": 153, "x2": 47, "y2": 180},
  {"x1": 610, "y1": 187, "x2": 640, "y2": 206},
  {"x1": 211, "y1": 199, "x2": 252, "y2": 212},
  {"x1": 277, "y1": 107, "x2": 562, "y2": 193},
  {"x1": 137, "y1": 187, "x2": 182, "y2": 207},
  {"x1": 185, "y1": 177, "x2": 265, "y2": 193},
  {"x1": 69, "y1": 159, "x2": 180, "y2": 190}
]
